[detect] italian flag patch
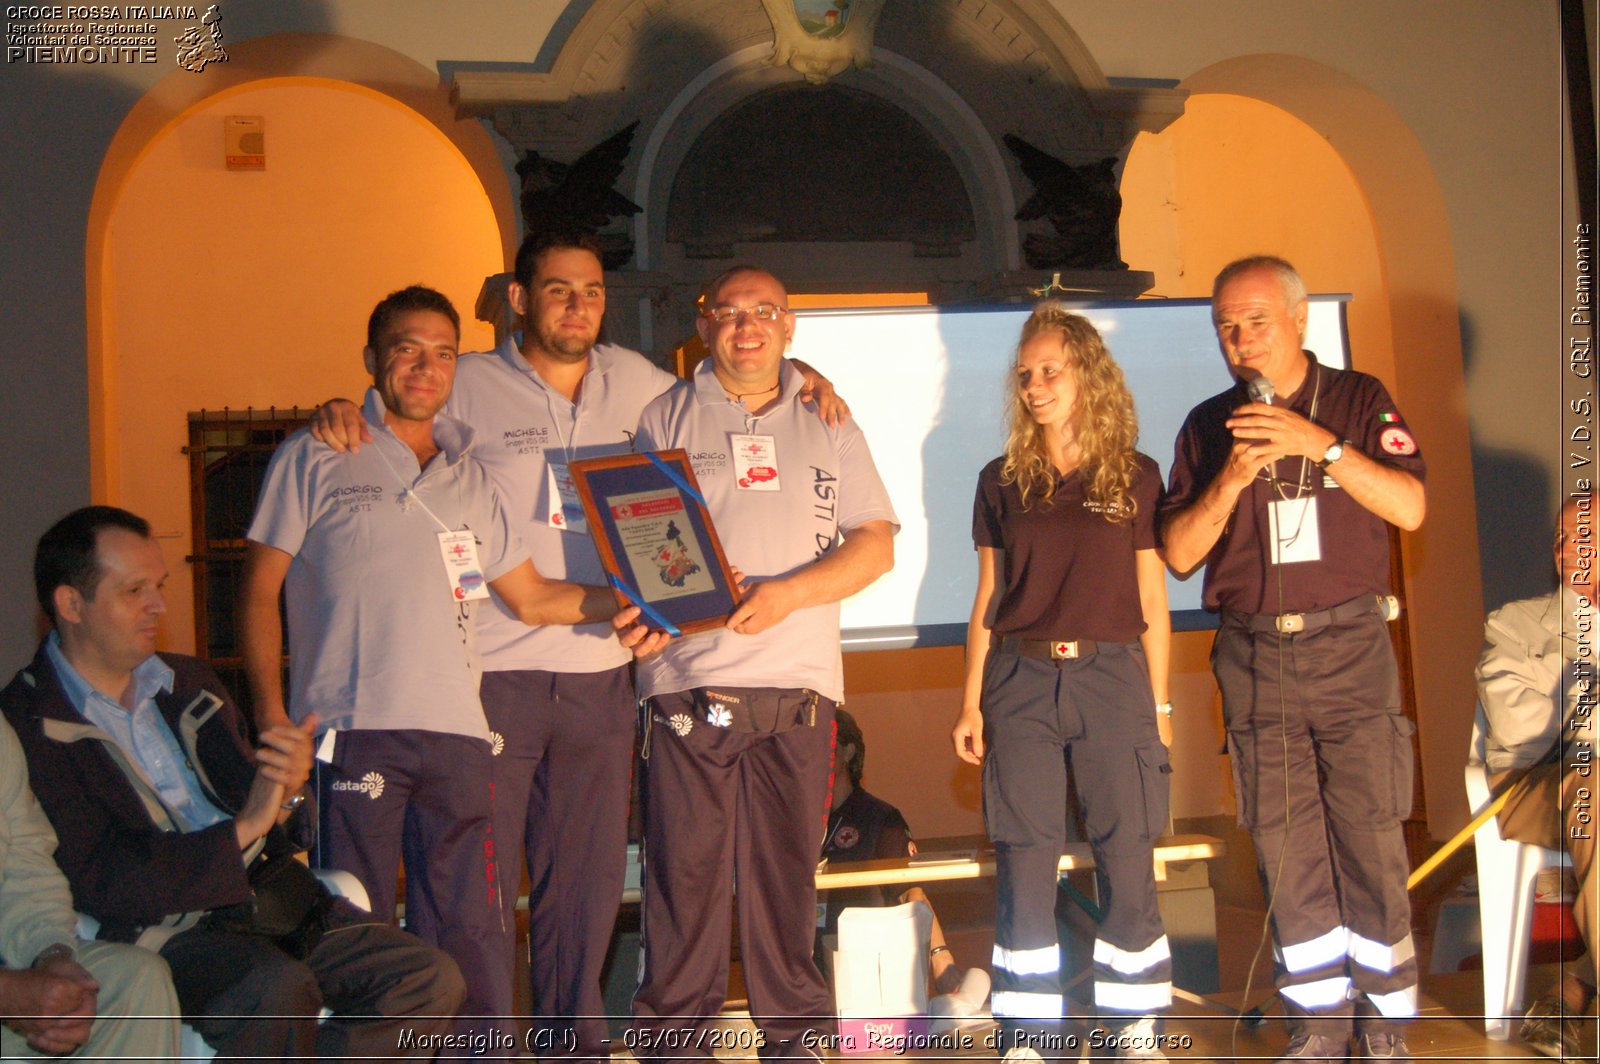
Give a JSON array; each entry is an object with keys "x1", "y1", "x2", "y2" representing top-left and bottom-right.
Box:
[{"x1": 1379, "y1": 412, "x2": 1401, "y2": 423}]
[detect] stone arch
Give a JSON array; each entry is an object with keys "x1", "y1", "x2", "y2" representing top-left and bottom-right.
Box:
[
  {"x1": 629, "y1": 43, "x2": 1018, "y2": 276},
  {"x1": 451, "y1": 0, "x2": 1184, "y2": 348}
]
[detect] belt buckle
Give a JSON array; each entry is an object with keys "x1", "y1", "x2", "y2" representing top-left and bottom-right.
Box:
[
  {"x1": 1275, "y1": 613, "x2": 1305, "y2": 634},
  {"x1": 1050, "y1": 640, "x2": 1079, "y2": 660}
]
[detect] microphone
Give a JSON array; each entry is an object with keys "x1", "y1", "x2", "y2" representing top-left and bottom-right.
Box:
[{"x1": 1245, "y1": 376, "x2": 1278, "y2": 485}]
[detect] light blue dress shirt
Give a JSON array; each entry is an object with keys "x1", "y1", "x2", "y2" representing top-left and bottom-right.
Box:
[{"x1": 46, "y1": 634, "x2": 229, "y2": 831}]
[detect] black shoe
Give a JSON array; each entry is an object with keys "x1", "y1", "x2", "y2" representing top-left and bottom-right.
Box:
[
  {"x1": 1275, "y1": 1031, "x2": 1348, "y2": 1061},
  {"x1": 1521, "y1": 995, "x2": 1587, "y2": 1058}
]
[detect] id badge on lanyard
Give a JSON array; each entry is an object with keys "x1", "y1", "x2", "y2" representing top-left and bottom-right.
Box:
[
  {"x1": 731, "y1": 434, "x2": 780, "y2": 491},
  {"x1": 1268, "y1": 495, "x2": 1322, "y2": 564},
  {"x1": 437, "y1": 529, "x2": 491, "y2": 601},
  {"x1": 546, "y1": 461, "x2": 588, "y2": 533}
]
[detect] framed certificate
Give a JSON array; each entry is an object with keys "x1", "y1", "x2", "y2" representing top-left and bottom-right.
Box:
[{"x1": 569, "y1": 449, "x2": 740, "y2": 636}]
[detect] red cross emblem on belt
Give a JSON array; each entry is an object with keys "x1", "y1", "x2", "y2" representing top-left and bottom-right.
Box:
[{"x1": 1052, "y1": 641, "x2": 1072, "y2": 658}]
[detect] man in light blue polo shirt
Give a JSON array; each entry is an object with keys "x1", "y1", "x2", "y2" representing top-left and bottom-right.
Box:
[
  {"x1": 620, "y1": 265, "x2": 897, "y2": 1061},
  {"x1": 242, "y1": 284, "x2": 616, "y2": 1048},
  {"x1": 312, "y1": 234, "x2": 848, "y2": 1062}
]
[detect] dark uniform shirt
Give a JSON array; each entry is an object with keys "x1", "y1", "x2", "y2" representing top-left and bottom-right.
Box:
[
  {"x1": 1160, "y1": 355, "x2": 1426, "y2": 615},
  {"x1": 973, "y1": 452, "x2": 1162, "y2": 643},
  {"x1": 818, "y1": 787, "x2": 913, "y2": 939}
]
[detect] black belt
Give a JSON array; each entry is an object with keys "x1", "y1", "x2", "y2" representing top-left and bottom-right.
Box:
[
  {"x1": 1230, "y1": 594, "x2": 1393, "y2": 635},
  {"x1": 998, "y1": 635, "x2": 1099, "y2": 662}
]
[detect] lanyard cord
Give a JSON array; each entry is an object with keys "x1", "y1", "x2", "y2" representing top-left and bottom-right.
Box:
[
  {"x1": 540, "y1": 383, "x2": 579, "y2": 468},
  {"x1": 371, "y1": 439, "x2": 454, "y2": 535},
  {"x1": 1269, "y1": 362, "x2": 1323, "y2": 501}
]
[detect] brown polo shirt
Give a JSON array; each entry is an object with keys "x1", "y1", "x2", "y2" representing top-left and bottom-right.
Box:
[
  {"x1": 973, "y1": 451, "x2": 1162, "y2": 643},
  {"x1": 1159, "y1": 354, "x2": 1425, "y2": 615}
]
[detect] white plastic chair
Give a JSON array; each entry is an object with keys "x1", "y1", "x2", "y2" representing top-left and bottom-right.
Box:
[
  {"x1": 76, "y1": 867, "x2": 371, "y2": 1061},
  {"x1": 1466, "y1": 702, "x2": 1572, "y2": 1039}
]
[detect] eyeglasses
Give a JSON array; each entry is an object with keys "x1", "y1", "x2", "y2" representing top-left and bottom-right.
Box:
[{"x1": 701, "y1": 303, "x2": 789, "y2": 324}]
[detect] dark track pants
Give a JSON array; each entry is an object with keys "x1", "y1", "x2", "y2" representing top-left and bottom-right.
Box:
[
  {"x1": 632, "y1": 691, "x2": 837, "y2": 1062},
  {"x1": 481, "y1": 666, "x2": 637, "y2": 1063},
  {"x1": 1213, "y1": 612, "x2": 1417, "y2": 1038},
  {"x1": 162, "y1": 898, "x2": 466, "y2": 1063},
  {"x1": 316, "y1": 728, "x2": 505, "y2": 1050},
  {"x1": 981, "y1": 642, "x2": 1172, "y2": 1049}
]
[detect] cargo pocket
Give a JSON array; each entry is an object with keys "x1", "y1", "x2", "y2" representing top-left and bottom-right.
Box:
[
  {"x1": 1388, "y1": 712, "x2": 1417, "y2": 820},
  {"x1": 1137, "y1": 740, "x2": 1173, "y2": 838}
]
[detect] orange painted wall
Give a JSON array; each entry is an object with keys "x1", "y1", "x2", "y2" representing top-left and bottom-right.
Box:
[
  {"x1": 1121, "y1": 93, "x2": 1391, "y2": 370},
  {"x1": 101, "y1": 77, "x2": 503, "y2": 653}
]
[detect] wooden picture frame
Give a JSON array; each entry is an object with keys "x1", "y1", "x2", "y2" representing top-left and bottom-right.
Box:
[{"x1": 569, "y1": 449, "x2": 740, "y2": 636}]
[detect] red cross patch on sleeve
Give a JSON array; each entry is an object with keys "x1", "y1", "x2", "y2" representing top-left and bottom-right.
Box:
[{"x1": 1380, "y1": 427, "x2": 1417, "y2": 455}]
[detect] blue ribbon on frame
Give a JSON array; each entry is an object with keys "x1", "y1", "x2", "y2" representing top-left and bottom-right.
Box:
[
  {"x1": 607, "y1": 574, "x2": 683, "y2": 638},
  {"x1": 645, "y1": 451, "x2": 707, "y2": 507}
]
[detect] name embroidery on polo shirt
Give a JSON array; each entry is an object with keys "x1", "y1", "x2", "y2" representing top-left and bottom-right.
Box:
[
  {"x1": 327, "y1": 484, "x2": 385, "y2": 514},
  {"x1": 688, "y1": 450, "x2": 728, "y2": 480},
  {"x1": 502, "y1": 426, "x2": 551, "y2": 455},
  {"x1": 1082, "y1": 499, "x2": 1132, "y2": 518}
]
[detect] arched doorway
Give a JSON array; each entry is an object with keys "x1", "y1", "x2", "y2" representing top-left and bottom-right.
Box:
[{"x1": 88, "y1": 38, "x2": 512, "y2": 656}]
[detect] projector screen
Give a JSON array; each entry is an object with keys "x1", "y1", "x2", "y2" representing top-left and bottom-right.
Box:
[{"x1": 785, "y1": 296, "x2": 1351, "y2": 648}]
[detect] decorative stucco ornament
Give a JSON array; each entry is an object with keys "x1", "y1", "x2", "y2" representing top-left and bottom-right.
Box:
[{"x1": 759, "y1": 0, "x2": 886, "y2": 85}]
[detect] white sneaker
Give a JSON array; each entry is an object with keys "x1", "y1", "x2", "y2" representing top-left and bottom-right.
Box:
[
  {"x1": 1108, "y1": 1015, "x2": 1167, "y2": 1060},
  {"x1": 929, "y1": 968, "x2": 993, "y2": 1033}
]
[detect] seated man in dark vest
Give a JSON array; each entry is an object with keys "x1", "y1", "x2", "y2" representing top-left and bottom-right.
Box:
[{"x1": 1, "y1": 506, "x2": 466, "y2": 1060}]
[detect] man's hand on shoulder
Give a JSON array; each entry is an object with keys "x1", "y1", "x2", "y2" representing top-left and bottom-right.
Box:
[
  {"x1": 308, "y1": 398, "x2": 370, "y2": 453},
  {"x1": 0, "y1": 957, "x2": 98, "y2": 1055},
  {"x1": 790, "y1": 359, "x2": 850, "y2": 428}
]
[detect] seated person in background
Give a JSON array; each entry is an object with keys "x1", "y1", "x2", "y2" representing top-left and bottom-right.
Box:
[
  {"x1": 1477, "y1": 494, "x2": 1598, "y2": 1059},
  {"x1": 822, "y1": 709, "x2": 990, "y2": 1021},
  {"x1": 0, "y1": 715, "x2": 180, "y2": 1060},
  {"x1": 1, "y1": 506, "x2": 465, "y2": 1060}
]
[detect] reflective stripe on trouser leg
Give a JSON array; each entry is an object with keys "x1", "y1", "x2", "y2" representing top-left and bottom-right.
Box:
[
  {"x1": 989, "y1": 846, "x2": 1065, "y2": 1044},
  {"x1": 1273, "y1": 929, "x2": 1355, "y2": 1012},
  {"x1": 981, "y1": 651, "x2": 1074, "y2": 1048},
  {"x1": 1093, "y1": 934, "x2": 1173, "y2": 1014},
  {"x1": 1348, "y1": 932, "x2": 1418, "y2": 1018},
  {"x1": 1213, "y1": 618, "x2": 1421, "y2": 1034},
  {"x1": 1308, "y1": 616, "x2": 1418, "y2": 1021},
  {"x1": 1059, "y1": 644, "x2": 1173, "y2": 1020}
]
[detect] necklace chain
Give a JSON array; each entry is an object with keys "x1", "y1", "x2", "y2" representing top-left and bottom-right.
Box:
[{"x1": 727, "y1": 383, "x2": 779, "y2": 406}]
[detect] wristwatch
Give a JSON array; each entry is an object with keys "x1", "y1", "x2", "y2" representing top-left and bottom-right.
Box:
[{"x1": 1317, "y1": 439, "x2": 1347, "y2": 470}]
